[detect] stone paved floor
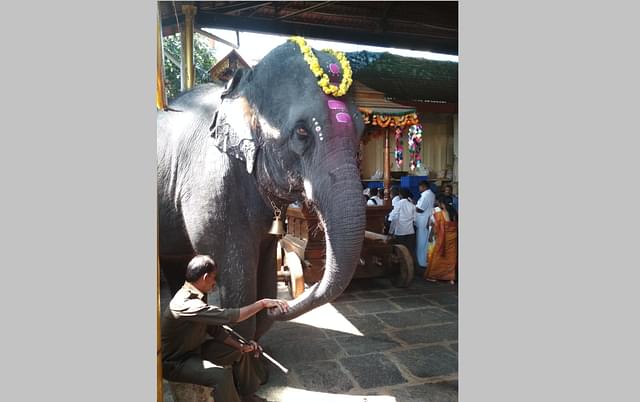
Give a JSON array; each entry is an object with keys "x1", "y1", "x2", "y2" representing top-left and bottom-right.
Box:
[{"x1": 161, "y1": 274, "x2": 458, "y2": 402}]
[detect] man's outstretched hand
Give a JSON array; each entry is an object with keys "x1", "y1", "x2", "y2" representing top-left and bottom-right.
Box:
[
  {"x1": 238, "y1": 298, "x2": 290, "y2": 322},
  {"x1": 260, "y1": 298, "x2": 289, "y2": 314}
]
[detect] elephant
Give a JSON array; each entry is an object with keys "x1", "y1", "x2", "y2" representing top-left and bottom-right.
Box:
[{"x1": 157, "y1": 40, "x2": 366, "y2": 340}]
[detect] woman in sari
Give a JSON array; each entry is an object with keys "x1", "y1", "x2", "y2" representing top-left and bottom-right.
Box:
[{"x1": 425, "y1": 194, "x2": 458, "y2": 284}]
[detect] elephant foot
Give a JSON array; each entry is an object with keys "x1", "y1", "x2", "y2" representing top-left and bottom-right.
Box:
[
  {"x1": 254, "y1": 312, "x2": 275, "y2": 340},
  {"x1": 241, "y1": 394, "x2": 270, "y2": 402}
]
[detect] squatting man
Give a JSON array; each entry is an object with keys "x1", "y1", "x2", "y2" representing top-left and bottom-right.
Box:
[{"x1": 161, "y1": 255, "x2": 290, "y2": 402}]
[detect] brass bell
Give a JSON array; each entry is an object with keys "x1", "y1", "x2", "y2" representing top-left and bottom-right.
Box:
[{"x1": 268, "y1": 209, "x2": 286, "y2": 236}]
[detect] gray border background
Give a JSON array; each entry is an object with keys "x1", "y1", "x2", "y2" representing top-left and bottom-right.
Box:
[
  {"x1": 2, "y1": 1, "x2": 156, "y2": 401},
  {"x1": 461, "y1": 1, "x2": 640, "y2": 401},
  {"x1": 2, "y1": 1, "x2": 639, "y2": 401}
]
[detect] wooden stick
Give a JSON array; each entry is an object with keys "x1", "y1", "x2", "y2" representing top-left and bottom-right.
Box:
[{"x1": 222, "y1": 325, "x2": 289, "y2": 374}]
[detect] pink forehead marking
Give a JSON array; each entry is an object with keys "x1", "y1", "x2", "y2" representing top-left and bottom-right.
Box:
[
  {"x1": 335, "y1": 112, "x2": 351, "y2": 123},
  {"x1": 327, "y1": 100, "x2": 346, "y2": 110},
  {"x1": 329, "y1": 63, "x2": 340, "y2": 75}
]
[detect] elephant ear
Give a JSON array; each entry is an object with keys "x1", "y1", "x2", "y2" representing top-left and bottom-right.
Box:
[
  {"x1": 220, "y1": 68, "x2": 249, "y2": 100},
  {"x1": 210, "y1": 69, "x2": 260, "y2": 174}
]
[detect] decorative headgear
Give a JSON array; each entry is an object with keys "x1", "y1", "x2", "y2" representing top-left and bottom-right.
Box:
[{"x1": 289, "y1": 36, "x2": 353, "y2": 97}]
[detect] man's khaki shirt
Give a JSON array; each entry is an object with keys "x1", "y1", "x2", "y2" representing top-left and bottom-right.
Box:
[{"x1": 161, "y1": 282, "x2": 240, "y2": 363}]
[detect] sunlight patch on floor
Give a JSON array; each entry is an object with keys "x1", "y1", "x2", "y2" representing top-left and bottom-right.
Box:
[
  {"x1": 289, "y1": 302, "x2": 364, "y2": 336},
  {"x1": 272, "y1": 386, "x2": 397, "y2": 402}
]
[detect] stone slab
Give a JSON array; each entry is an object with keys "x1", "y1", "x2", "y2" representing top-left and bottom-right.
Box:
[
  {"x1": 335, "y1": 332, "x2": 400, "y2": 356},
  {"x1": 331, "y1": 302, "x2": 359, "y2": 316},
  {"x1": 392, "y1": 346, "x2": 458, "y2": 378},
  {"x1": 356, "y1": 291, "x2": 390, "y2": 300},
  {"x1": 347, "y1": 278, "x2": 394, "y2": 292},
  {"x1": 329, "y1": 315, "x2": 388, "y2": 336},
  {"x1": 406, "y1": 280, "x2": 458, "y2": 294},
  {"x1": 389, "y1": 296, "x2": 436, "y2": 310},
  {"x1": 332, "y1": 292, "x2": 360, "y2": 303},
  {"x1": 442, "y1": 304, "x2": 458, "y2": 315},
  {"x1": 377, "y1": 308, "x2": 456, "y2": 328},
  {"x1": 163, "y1": 380, "x2": 176, "y2": 402},
  {"x1": 260, "y1": 323, "x2": 327, "y2": 347},
  {"x1": 424, "y1": 293, "x2": 458, "y2": 306},
  {"x1": 390, "y1": 381, "x2": 458, "y2": 402},
  {"x1": 340, "y1": 353, "x2": 408, "y2": 389},
  {"x1": 385, "y1": 288, "x2": 439, "y2": 297},
  {"x1": 349, "y1": 299, "x2": 400, "y2": 314},
  {"x1": 265, "y1": 338, "x2": 342, "y2": 366},
  {"x1": 260, "y1": 356, "x2": 294, "y2": 388},
  {"x1": 293, "y1": 360, "x2": 355, "y2": 393},
  {"x1": 391, "y1": 323, "x2": 458, "y2": 345},
  {"x1": 166, "y1": 381, "x2": 214, "y2": 402}
]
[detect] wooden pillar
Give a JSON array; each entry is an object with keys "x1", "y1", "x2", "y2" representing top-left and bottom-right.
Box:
[
  {"x1": 157, "y1": 254, "x2": 162, "y2": 401},
  {"x1": 156, "y1": 8, "x2": 165, "y2": 399},
  {"x1": 156, "y1": 7, "x2": 167, "y2": 110},
  {"x1": 180, "y1": 5, "x2": 197, "y2": 91},
  {"x1": 383, "y1": 127, "x2": 391, "y2": 206}
]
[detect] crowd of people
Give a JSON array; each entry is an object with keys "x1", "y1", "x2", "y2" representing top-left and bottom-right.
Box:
[{"x1": 368, "y1": 181, "x2": 459, "y2": 285}]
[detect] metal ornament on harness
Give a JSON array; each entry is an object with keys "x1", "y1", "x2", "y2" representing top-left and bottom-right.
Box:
[{"x1": 268, "y1": 202, "x2": 286, "y2": 236}]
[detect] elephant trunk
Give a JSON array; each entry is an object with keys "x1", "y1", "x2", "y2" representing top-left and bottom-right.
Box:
[{"x1": 271, "y1": 162, "x2": 365, "y2": 320}]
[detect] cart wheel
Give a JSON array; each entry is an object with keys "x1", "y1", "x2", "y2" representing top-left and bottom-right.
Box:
[
  {"x1": 390, "y1": 244, "x2": 414, "y2": 288},
  {"x1": 283, "y1": 250, "x2": 305, "y2": 298}
]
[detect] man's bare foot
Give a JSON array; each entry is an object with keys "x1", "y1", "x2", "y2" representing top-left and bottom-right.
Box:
[{"x1": 425, "y1": 277, "x2": 437, "y2": 283}]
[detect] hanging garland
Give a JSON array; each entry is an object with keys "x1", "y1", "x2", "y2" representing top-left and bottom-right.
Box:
[
  {"x1": 394, "y1": 127, "x2": 404, "y2": 167},
  {"x1": 288, "y1": 36, "x2": 353, "y2": 97},
  {"x1": 359, "y1": 108, "x2": 420, "y2": 128},
  {"x1": 407, "y1": 124, "x2": 423, "y2": 171}
]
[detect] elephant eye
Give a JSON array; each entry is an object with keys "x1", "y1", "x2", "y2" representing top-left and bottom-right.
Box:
[{"x1": 295, "y1": 126, "x2": 309, "y2": 137}]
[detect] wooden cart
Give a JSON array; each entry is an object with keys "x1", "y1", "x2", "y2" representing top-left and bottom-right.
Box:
[{"x1": 277, "y1": 203, "x2": 414, "y2": 298}]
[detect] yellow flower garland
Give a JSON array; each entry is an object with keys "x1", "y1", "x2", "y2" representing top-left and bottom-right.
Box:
[{"x1": 289, "y1": 36, "x2": 353, "y2": 97}]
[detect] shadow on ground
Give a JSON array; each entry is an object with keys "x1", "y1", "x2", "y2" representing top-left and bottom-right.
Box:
[{"x1": 256, "y1": 276, "x2": 458, "y2": 402}]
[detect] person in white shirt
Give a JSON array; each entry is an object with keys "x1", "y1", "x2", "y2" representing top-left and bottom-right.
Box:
[
  {"x1": 389, "y1": 188, "x2": 417, "y2": 262},
  {"x1": 362, "y1": 187, "x2": 371, "y2": 204},
  {"x1": 414, "y1": 180, "x2": 436, "y2": 275},
  {"x1": 384, "y1": 187, "x2": 401, "y2": 234},
  {"x1": 367, "y1": 187, "x2": 383, "y2": 206},
  {"x1": 390, "y1": 186, "x2": 400, "y2": 209}
]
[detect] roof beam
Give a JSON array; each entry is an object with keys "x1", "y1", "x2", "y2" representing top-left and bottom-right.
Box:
[
  {"x1": 192, "y1": 12, "x2": 457, "y2": 54},
  {"x1": 209, "y1": 2, "x2": 272, "y2": 14},
  {"x1": 195, "y1": 27, "x2": 239, "y2": 49},
  {"x1": 377, "y1": 3, "x2": 394, "y2": 33},
  {"x1": 246, "y1": 2, "x2": 271, "y2": 17},
  {"x1": 277, "y1": 2, "x2": 333, "y2": 21}
]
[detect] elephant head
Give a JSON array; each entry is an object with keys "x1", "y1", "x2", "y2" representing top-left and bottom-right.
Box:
[{"x1": 210, "y1": 40, "x2": 366, "y2": 320}]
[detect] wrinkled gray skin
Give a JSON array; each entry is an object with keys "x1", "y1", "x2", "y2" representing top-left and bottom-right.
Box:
[{"x1": 157, "y1": 42, "x2": 365, "y2": 340}]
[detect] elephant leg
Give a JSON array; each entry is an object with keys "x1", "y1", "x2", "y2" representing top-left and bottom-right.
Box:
[
  {"x1": 160, "y1": 255, "x2": 193, "y2": 296},
  {"x1": 216, "y1": 245, "x2": 260, "y2": 340},
  {"x1": 254, "y1": 238, "x2": 278, "y2": 340}
]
